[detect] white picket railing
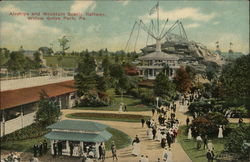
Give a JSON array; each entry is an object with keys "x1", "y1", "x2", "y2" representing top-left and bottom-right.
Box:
[{"x1": 0, "y1": 112, "x2": 36, "y2": 137}]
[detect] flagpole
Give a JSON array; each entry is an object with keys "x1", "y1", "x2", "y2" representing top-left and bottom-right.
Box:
[{"x1": 157, "y1": 2, "x2": 159, "y2": 38}]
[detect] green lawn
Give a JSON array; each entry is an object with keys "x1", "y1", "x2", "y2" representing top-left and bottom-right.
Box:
[
  {"x1": 44, "y1": 56, "x2": 79, "y2": 68},
  {"x1": 177, "y1": 126, "x2": 227, "y2": 162},
  {"x1": 105, "y1": 127, "x2": 131, "y2": 150},
  {"x1": 66, "y1": 112, "x2": 150, "y2": 123},
  {"x1": 1, "y1": 136, "x2": 47, "y2": 152},
  {"x1": 1, "y1": 127, "x2": 131, "y2": 152},
  {"x1": 74, "y1": 95, "x2": 153, "y2": 112}
]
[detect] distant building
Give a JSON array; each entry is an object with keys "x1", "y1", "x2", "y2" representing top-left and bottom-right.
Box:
[
  {"x1": 0, "y1": 80, "x2": 76, "y2": 137},
  {"x1": 137, "y1": 51, "x2": 180, "y2": 80},
  {"x1": 137, "y1": 39, "x2": 180, "y2": 80},
  {"x1": 45, "y1": 120, "x2": 112, "y2": 157}
]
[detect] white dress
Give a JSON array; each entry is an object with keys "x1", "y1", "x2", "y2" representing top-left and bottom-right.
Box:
[
  {"x1": 148, "y1": 128, "x2": 153, "y2": 139},
  {"x1": 73, "y1": 146, "x2": 79, "y2": 156},
  {"x1": 188, "y1": 128, "x2": 192, "y2": 139},
  {"x1": 132, "y1": 142, "x2": 140, "y2": 156},
  {"x1": 218, "y1": 127, "x2": 223, "y2": 138},
  {"x1": 156, "y1": 129, "x2": 161, "y2": 141},
  {"x1": 208, "y1": 142, "x2": 213, "y2": 150},
  {"x1": 163, "y1": 150, "x2": 172, "y2": 162}
]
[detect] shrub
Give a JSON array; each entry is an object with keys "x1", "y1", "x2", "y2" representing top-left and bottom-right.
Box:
[
  {"x1": 229, "y1": 106, "x2": 248, "y2": 118},
  {"x1": 1, "y1": 123, "x2": 47, "y2": 142},
  {"x1": 191, "y1": 112, "x2": 229, "y2": 137},
  {"x1": 127, "y1": 88, "x2": 139, "y2": 98},
  {"x1": 188, "y1": 101, "x2": 212, "y2": 115},
  {"x1": 79, "y1": 93, "x2": 109, "y2": 107},
  {"x1": 225, "y1": 124, "x2": 250, "y2": 160}
]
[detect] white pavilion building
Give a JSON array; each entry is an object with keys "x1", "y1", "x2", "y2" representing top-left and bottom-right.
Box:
[{"x1": 137, "y1": 39, "x2": 180, "y2": 80}]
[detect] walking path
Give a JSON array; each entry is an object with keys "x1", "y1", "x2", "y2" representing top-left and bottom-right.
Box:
[{"x1": 60, "y1": 102, "x2": 192, "y2": 162}]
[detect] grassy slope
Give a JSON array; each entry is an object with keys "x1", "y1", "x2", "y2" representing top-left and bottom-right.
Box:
[
  {"x1": 66, "y1": 113, "x2": 150, "y2": 123},
  {"x1": 1, "y1": 136, "x2": 47, "y2": 152},
  {"x1": 1, "y1": 127, "x2": 131, "y2": 152},
  {"x1": 44, "y1": 56, "x2": 79, "y2": 68},
  {"x1": 75, "y1": 95, "x2": 152, "y2": 112},
  {"x1": 105, "y1": 127, "x2": 131, "y2": 150},
  {"x1": 177, "y1": 125, "x2": 226, "y2": 162}
]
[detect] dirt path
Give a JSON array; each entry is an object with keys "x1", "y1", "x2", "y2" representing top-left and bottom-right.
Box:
[{"x1": 60, "y1": 103, "x2": 192, "y2": 162}]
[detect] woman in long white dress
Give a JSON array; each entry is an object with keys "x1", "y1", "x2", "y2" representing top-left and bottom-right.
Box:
[
  {"x1": 148, "y1": 128, "x2": 153, "y2": 140},
  {"x1": 156, "y1": 128, "x2": 161, "y2": 141},
  {"x1": 208, "y1": 140, "x2": 214, "y2": 150},
  {"x1": 188, "y1": 128, "x2": 192, "y2": 140},
  {"x1": 132, "y1": 142, "x2": 140, "y2": 156},
  {"x1": 218, "y1": 126, "x2": 223, "y2": 138}
]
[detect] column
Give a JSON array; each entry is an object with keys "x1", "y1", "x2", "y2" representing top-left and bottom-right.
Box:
[
  {"x1": 59, "y1": 97, "x2": 62, "y2": 109},
  {"x1": 21, "y1": 107, "x2": 24, "y2": 128},
  {"x1": 51, "y1": 140, "x2": 54, "y2": 155},
  {"x1": 95, "y1": 143, "x2": 99, "y2": 159},
  {"x1": 2, "y1": 111, "x2": 5, "y2": 136},
  {"x1": 66, "y1": 140, "x2": 70, "y2": 155},
  {"x1": 80, "y1": 141, "x2": 84, "y2": 153}
]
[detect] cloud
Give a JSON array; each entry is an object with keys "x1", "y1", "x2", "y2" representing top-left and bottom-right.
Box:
[
  {"x1": 86, "y1": 24, "x2": 102, "y2": 33},
  {"x1": 205, "y1": 33, "x2": 249, "y2": 54},
  {"x1": 0, "y1": 4, "x2": 62, "y2": 50},
  {"x1": 117, "y1": 0, "x2": 129, "y2": 6},
  {"x1": 0, "y1": 4, "x2": 22, "y2": 13},
  {"x1": 140, "y1": 7, "x2": 216, "y2": 22},
  {"x1": 186, "y1": 23, "x2": 201, "y2": 29},
  {"x1": 70, "y1": 1, "x2": 96, "y2": 13},
  {"x1": 213, "y1": 21, "x2": 220, "y2": 25}
]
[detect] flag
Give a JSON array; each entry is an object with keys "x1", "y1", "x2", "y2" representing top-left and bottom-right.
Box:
[{"x1": 149, "y1": 2, "x2": 159, "y2": 15}]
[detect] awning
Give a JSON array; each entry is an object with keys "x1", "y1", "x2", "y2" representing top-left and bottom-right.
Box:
[{"x1": 44, "y1": 130, "x2": 112, "y2": 143}]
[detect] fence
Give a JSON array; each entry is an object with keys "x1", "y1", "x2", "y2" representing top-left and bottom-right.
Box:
[{"x1": 0, "y1": 112, "x2": 36, "y2": 137}]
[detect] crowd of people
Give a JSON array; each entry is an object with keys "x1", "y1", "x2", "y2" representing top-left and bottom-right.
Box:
[
  {"x1": 17, "y1": 91, "x2": 222, "y2": 162},
  {"x1": 33, "y1": 140, "x2": 48, "y2": 158},
  {"x1": 134, "y1": 100, "x2": 182, "y2": 162},
  {"x1": 1, "y1": 152, "x2": 21, "y2": 162}
]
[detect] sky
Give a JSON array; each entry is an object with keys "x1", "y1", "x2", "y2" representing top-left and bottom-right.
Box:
[{"x1": 0, "y1": 0, "x2": 249, "y2": 54}]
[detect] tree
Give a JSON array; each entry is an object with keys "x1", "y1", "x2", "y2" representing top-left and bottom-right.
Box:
[
  {"x1": 58, "y1": 36, "x2": 70, "y2": 54},
  {"x1": 96, "y1": 75, "x2": 108, "y2": 92},
  {"x1": 185, "y1": 65, "x2": 197, "y2": 82},
  {"x1": 174, "y1": 66, "x2": 192, "y2": 93},
  {"x1": 33, "y1": 51, "x2": 42, "y2": 68},
  {"x1": 75, "y1": 53, "x2": 97, "y2": 96},
  {"x1": 6, "y1": 51, "x2": 27, "y2": 73},
  {"x1": 205, "y1": 61, "x2": 220, "y2": 81},
  {"x1": 77, "y1": 53, "x2": 96, "y2": 75},
  {"x1": 109, "y1": 64, "x2": 124, "y2": 80},
  {"x1": 220, "y1": 54, "x2": 250, "y2": 99},
  {"x1": 57, "y1": 56, "x2": 63, "y2": 67},
  {"x1": 192, "y1": 112, "x2": 229, "y2": 137},
  {"x1": 225, "y1": 124, "x2": 250, "y2": 159},
  {"x1": 154, "y1": 71, "x2": 176, "y2": 99},
  {"x1": 75, "y1": 73, "x2": 98, "y2": 96},
  {"x1": 102, "y1": 56, "x2": 111, "y2": 76},
  {"x1": 35, "y1": 90, "x2": 60, "y2": 127},
  {"x1": 0, "y1": 48, "x2": 10, "y2": 67}
]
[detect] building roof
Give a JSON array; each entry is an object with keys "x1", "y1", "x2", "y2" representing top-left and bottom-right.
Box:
[
  {"x1": 45, "y1": 130, "x2": 112, "y2": 142},
  {"x1": 138, "y1": 51, "x2": 179, "y2": 61},
  {"x1": 47, "y1": 120, "x2": 108, "y2": 132},
  {"x1": 0, "y1": 80, "x2": 75, "y2": 110}
]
